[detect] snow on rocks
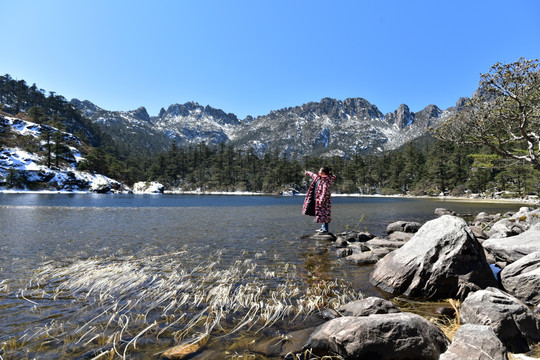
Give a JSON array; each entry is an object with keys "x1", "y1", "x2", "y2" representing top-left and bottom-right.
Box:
[
  {"x1": 1, "y1": 114, "x2": 128, "y2": 193},
  {"x1": 132, "y1": 181, "x2": 164, "y2": 194}
]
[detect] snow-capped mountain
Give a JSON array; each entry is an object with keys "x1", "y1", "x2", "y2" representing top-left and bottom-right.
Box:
[
  {"x1": 69, "y1": 99, "x2": 166, "y2": 152},
  {"x1": 0, "y1": 113, "x2": 128, "y2": 192},
  {"x1": 154, "y1": 102, "x2": 241, "y2": 145},
  {"x1": 232, "y1": 98, "x2": 451, "y2": 158},
  {"x1": 70, "y1": 97, "x2": 461, "y2": 158}
]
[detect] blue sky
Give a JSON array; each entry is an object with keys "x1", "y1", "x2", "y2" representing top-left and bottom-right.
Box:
[{"x1": 1, "y1": 0, "x2": 539, "y2": 119}]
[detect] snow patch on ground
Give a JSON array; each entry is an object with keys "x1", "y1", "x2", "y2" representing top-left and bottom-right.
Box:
[{"x1": 0, "y1": 115, "x2": 128, "y2": 193}]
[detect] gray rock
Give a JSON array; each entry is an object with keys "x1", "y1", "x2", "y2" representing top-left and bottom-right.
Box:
[
  {"x1": 371, "y1": 247, "x2": 391, "y2": 257},
  {"x1": 336, "y1": 231, "x2": 375, "y2": 243},
  {"x1": 387, "y1": 231, "x2": 414, "y2": 242},
  {"x1": 365, "y1": 237, "x2": 406, "y2": 249},
  {"x1": 356, "y1": 231, "x2": 376, "y2": 242},
  {"x1": 320, "y1": 308, "x2": 339, "y2": 320},
  {"x1": 486, "y1": 219, "x2": 517, "y2": 238},
  {"x1": 304, "y1": 313, "x2": 449, "y2": 360},
  {"x1": 469, "y1": 225, "x2": 488, "y2": 241},
  {"x1": 334, "y1": 237, "x2": 349, "y2": 248},
  {"x1": 336, "y1": 232, "x2": 357, "y2": 243},
  {"x1": 460, "y1": 287, "x2": 540, "y2": 353},
  {"x1": 500, "y1": 251, "x2": 540, "y2": 306},
  {"x1": 439, "y1": 324, "x2": 507, "y2": 360},
  {"x1": 435, "y1": 208, "x2": 456, "y2": 216},
  {"x1": 386, "y1": 221, "x2": 422, "y2": 234},
  {"x1": 474, "y1": 211, "x2": 495, "y2": 224},
  {"x1": 336, "y1": 248, "x2": 354, "y2": 258},
  {"x1": 345, "y1": 252, "x2": 379, "y2": 265},
  {"x1": 486, "y1": 208, "x2": 540, "y2": 239},
  {"x1": 370, "y1": 215, "x2": 497, "y2": 300},
  {"x1": 483, "y1": 229, "x2": 540, "y2": 264},
  {"x1": 349, "y1": 242, "x2": 371, "y2": 252},
  {"x1": 336, "y1": 297, "x2": 400, "y2": 316},
  {"x1": 254, "y1": 327, "x2": 316, "y2": 358},
  {"x1": 309, "y1": 233, "x2": 337, "y2": 241}
]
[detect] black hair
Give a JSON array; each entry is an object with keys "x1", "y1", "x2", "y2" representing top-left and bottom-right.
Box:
[{"x1": 320, "y1": 166, "x2": 332, "y2": 175}]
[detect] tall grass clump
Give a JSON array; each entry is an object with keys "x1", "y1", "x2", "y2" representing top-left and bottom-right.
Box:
[{"x1": 2, "y1": 247, "x2": 362, "y2": 359}]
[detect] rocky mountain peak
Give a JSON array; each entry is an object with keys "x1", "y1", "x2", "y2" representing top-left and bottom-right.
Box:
[
  {"x1": 162, "y1": 102, "x2": 240, "y2": 126},
  {"x1": 128, "y1": 106, "x2": 151, "y2": 123},
  {"x1": 69, "y1": 96, "x2": 452, "y2": 159},
  {"x1": 413, "y1": 105, "x2": 442, "y2": 128},
  {"x1": 70, "y1": 99, "x2": 103, "y2": 115},
  {"x1": 158, "y1": 107, "x2": 167, "y2": 118},
  {"x1": 386, "y1": 104, "x2": 414, "y2": 129}
]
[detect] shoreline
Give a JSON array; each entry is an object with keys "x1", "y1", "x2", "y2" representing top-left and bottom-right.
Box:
[{"x1": 1, "y1": 188, "x2": 537, "y2": 206}]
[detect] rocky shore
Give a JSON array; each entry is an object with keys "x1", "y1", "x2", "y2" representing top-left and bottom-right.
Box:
[
  {"x1": 300, "y1": 206, "x2": 540, "y2": 360},
  {"x1": 162, "y1": 206, "x2": 540, "y2": 360}
]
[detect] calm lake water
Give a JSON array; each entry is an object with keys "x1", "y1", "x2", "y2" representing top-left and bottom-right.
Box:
[{"x1": 0, "y1": 193, "x2": 527, "y2": 359}]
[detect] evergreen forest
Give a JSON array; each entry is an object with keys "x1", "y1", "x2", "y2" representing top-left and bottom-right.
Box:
[{"x1": 2, "y1": 73, "x2": 539, "y2": 197}]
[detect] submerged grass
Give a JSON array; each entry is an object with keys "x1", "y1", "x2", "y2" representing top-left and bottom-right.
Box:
[
  {"x1": 1, "y1": 247, "x2": 362, "y2": 359},
  {"x1": 392, "y1": 297, "x2": 461, "y2": 341}
]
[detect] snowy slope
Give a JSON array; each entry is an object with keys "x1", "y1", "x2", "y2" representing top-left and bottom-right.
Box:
[{"x1": 0, "y1": 114, "x2": 128, "y2": 193}]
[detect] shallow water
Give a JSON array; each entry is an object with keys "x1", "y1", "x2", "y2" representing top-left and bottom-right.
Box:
[{"x1": 0, "y1": 193, "x2": 527, "y2": 359}]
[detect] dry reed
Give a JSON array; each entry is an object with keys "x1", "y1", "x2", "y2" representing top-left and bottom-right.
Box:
[{"x1": 2, "y1": 247, "x2": 362, "y2": 359}]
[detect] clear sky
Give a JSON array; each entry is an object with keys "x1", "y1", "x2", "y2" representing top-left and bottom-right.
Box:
[{"x1": 1, "y1": 0, "x2": 539, "y2": 119}]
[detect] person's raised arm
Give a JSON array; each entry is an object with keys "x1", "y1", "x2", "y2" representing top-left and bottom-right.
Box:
[{"x1": 305, "y1": 170, "x2": 316, "y2": 179}]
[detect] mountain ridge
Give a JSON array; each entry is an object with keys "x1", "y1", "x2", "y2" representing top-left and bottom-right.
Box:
[{"x1": 70, "y1": 96, "x2": 463, "y2": 158}]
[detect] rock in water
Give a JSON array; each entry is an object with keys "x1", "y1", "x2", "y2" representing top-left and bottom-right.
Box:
[
  {"x1": 162, "y1": 341, "x2": 203, "y2": 360},
  {"x1": 304, "y1": 313, "x2": 449, "y2": 360},
  {"x1": 336, "y1": 297, "x2": 400, "y2": 316},
  {"x1": 370, "y1": 215, "x2": 497, "y2": 300}
]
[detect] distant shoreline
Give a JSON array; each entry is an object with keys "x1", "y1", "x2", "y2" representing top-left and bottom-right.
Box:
[{"x1": 1, "y1": 188, "x2": 537, "y2": 206}]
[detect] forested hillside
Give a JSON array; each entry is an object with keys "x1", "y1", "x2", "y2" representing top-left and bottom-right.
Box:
[{"x1": 1, "y1": 70, "x2": 539, "y2": 197}]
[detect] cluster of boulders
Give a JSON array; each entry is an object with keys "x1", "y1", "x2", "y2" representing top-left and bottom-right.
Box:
[
  {"x1": 295, "y1": 206, "x2": 540, "y2": 359},
  {"x1": 162, "y1": 207, "x2": 540, "y2": 360}
]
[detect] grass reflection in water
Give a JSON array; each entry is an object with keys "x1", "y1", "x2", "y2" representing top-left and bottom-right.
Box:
[{"x1": 1, "y1": 246, "x2": 362, "y2": 359}]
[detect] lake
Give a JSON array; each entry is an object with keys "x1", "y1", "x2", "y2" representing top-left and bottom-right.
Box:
[{"x1": 0, "y1": 193, "x2": 527, "y2": 359}]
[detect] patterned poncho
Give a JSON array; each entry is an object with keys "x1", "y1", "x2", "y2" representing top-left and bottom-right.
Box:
[{"x1": 302, "y1": 171, "x2": 336, "y2": 223}]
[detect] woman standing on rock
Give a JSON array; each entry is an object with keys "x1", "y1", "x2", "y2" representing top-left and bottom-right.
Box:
[{"x1": 302, "y1": 166, "x2": 336, "y2": 234}]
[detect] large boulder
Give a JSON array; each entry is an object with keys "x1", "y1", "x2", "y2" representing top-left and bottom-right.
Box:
[
  {"x1": 370, "y1": 215, "x2": 497, "y2": 300},
  {"x1": 460, "y1": 287, "x2": 540, "y2": 353},
  {"x1": 304, "y1": 313, "x2": 449, "y2": 360},
  {"x1": 482, "y1": 226, "x2": 540, "y2": 264},
  {"x1": 500, "y1": 251, "x2": 540, "y2": 306},
  {"x1": 439, "y1": 324, "x2": 507, "y2": 360}
]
